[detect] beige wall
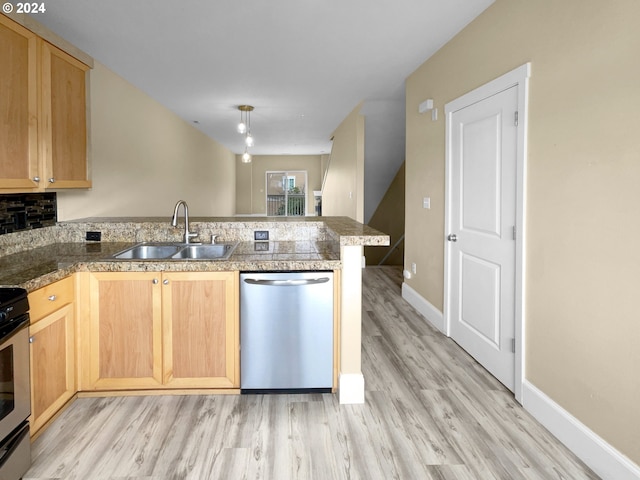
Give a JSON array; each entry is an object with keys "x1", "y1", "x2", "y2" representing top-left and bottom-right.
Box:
[
  {"x1": 405, "y1": 0, "x2": 640, "y2": 464},
  {"x1": 56, "y1": 62, "x2": 236, "y2": 220},
  {"x1": 235, "y1": 154, "x2": 322, "y2": 215},
  {"x1": 322, "y1": 104, "x2": 365, "y2": 222}
]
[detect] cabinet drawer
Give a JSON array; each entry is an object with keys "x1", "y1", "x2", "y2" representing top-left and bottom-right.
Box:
[{"x1": 29, "y1": 276, "x2": 74, "y2": 322}]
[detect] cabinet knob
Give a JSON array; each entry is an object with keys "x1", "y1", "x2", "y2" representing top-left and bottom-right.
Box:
[
  {"x1": 33, "y1": 176, "x2": 40, "y2": 182},
  {"x1": 48, "y1": 177, "x2": 55, "y2": 183},
  {"x1": 163, "y1": 279, "x2": 169, "y2": 285},
  {"x1": 29, "y1": 337, "x2": 34, "y2": 344},
  {"x1": 152, "y1": 279, "x2": 159, "y2": 284},
  {"x1": 48, "y1": 295, "x2": 57, "y2": 301}
]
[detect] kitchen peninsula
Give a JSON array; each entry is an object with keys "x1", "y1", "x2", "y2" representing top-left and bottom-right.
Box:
[{"x1": 0, "y1": 216, "x2": 388, "y2": 435}]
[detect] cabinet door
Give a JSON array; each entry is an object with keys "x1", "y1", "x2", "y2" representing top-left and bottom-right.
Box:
[
  {"x1": 0, "y1": 16, "x2": 39, "y2": 191},
  {"x1": 40, "y1": 41, "x2": 91, "y2": 189},
  {"x1": 29, "y1": 303, "x2": 75, "y2": 435},
  {"x1": 87, "y1": 272, "x2": 163, "y2": 390},
  {"x1": 162, "y1": 272, "x2": 239, "y2": 388}
]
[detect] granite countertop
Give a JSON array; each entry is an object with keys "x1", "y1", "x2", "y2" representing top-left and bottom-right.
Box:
[
  {"x1": 0, "y1": 240, "x2": 342, "y2": 292},
  {"x1": 0, "y1": 216, "x2": 388, "y2": 292}
]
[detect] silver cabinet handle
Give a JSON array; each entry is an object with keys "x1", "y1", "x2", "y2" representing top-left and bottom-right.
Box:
[
  {"x1": 33, "y1": 176, "x2": 40, "y2": 182},
  {"x1": 152, "y1": 279, "x2": 159, "y2": 284},
  {"x1": 447, "y1": 234, "x2": 457, "y2": 242},
  {"x1": 243, "y1": 278, "x2": 330, "y2": 286},
  {"x1": 29, "y1": 337, "x2": 34, "y2": 344},
  {"x1": 163, "y1": 279, "x2": 169, "y2": 285},
  {"x1": 48, "y1": 177, "x2": 55, "y2": 183},
  {"x1": 48, "y1": 295, "x2": 57, "y2": 301}
]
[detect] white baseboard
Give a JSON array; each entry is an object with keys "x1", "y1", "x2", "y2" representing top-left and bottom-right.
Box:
[
  {"x1": 338, "y1": 373, "x2": 365, "y2": 404},
  {"x1": 523, "y1": 381, "x2": 640, "y2": 480},
  {"x1": 401, "y1": 282, "x2": 446, "y2": 334}
]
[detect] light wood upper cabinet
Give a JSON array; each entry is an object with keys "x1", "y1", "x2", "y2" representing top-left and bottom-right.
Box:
[
  {"x1": 80, "y1": 271, "x2": 239, "y2": 391},
  {"x1": 28, "y1": 276, "x2": 76, "y2": 436},
  {"x1": 0, "y1": 15, "x2": 91, "y2": 192},
  {"x1": 0, "y1": 15, "x2": 39, "y2": 190},
  {"x1": 162, "y1": 272, "x2": 239, "y2": 389},
  {"x1": 40, "y1": 41, "x2": 90, "y2": 188}
]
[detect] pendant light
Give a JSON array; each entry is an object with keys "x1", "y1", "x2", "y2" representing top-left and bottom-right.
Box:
[{"x1": 237, "y1": 105, "x2": 254, "y2": 163}]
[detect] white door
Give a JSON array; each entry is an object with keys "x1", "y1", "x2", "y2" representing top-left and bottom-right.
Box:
[{"x1": 446, "y1": 85, "x2": 518, "y2": 391}]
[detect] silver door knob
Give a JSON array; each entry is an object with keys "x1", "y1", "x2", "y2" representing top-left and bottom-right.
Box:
[
  {"x1": 447, "y1": 234, "x2": 457, "y2": 242},
  {"x1": 48, "y1": 177, "x2": 55, "y2": 183},
  {"x1": 163, "y1": 279, "x2": 169, "y2": 285},
  {"x1": 152, "y1": 279, "x2": 159, "y2": 284},
  {"x1": 33, "y1": 176, "x2": 40, "y2": 182}
]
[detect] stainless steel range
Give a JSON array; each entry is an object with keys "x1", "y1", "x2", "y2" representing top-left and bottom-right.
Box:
[{"x1": 0, "y1": 288, "x2": 31, "y2": 480}]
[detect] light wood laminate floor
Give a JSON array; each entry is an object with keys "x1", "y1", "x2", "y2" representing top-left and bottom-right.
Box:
[{"x1": 25, "y1": 267, "x2": 599, "y2": 480}]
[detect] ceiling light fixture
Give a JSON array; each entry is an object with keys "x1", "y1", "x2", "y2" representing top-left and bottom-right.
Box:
[{"x1": 237, "y1": 105, "x2": 254, "y2": 163}]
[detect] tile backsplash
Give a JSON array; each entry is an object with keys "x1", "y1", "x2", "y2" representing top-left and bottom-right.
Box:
[{"x1": 0, "y1": 193, "x2": 57, "y2": 235}]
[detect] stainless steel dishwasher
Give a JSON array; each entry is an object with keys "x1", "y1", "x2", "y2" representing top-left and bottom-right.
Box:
[{"x1": 240, "y1": 271, "x2": 333, "y2": 393}]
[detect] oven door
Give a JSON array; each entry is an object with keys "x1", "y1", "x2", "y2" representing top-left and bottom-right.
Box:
[{"x1": 0, "y1": 316, "x2": 30, "y2": 442}]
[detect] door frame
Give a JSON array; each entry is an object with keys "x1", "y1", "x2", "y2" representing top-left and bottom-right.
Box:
[{"x1": 444, "y1": 63, "x2": 530, "y2": 403}]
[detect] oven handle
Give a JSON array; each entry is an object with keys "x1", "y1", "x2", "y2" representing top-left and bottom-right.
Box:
[
  {"x1": 0, "y1": 314, "x2": 29, "y2": 345},
  {"x1": 0, "y1": 421, "x2": 29, "y2": 468}
]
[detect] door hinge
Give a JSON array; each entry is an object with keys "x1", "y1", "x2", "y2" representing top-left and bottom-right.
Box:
[
  {"x1": 512, "y1": 225, "x2": 516, "y2": 240},
  {"x1": 511, "y1": 338, "x2": 516, "y2": 353},
  {"x1": 514, "y1": 111, "x2": 519, "y2": 126}
]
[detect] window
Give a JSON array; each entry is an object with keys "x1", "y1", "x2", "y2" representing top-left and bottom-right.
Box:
[{"x1": 266, "y1": 171, "x2": 307, "y2": 216}]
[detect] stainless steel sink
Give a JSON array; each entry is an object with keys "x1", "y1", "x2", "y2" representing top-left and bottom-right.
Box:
[
  {"x1": 112, "y1": 242, "x2": 238, "y2": 260},
  {"x1": 113, "y1": 244, "x2": 182, "y2": 259}
]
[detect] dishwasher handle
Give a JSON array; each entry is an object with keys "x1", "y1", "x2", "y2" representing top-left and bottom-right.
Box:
[{"x1": 243, "y1": 277, "x2": 330, "y2": 287}]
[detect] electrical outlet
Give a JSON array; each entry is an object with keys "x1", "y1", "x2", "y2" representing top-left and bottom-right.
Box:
[
  {"x1": 254, "y1": 230, "x2": 269, "y2": 241},
  {"x1": 411, "y1": 262, "x2": 417, "y2": 275},
  {"x1": 86, "y1": 231, "x2": 101, "y2": 242},
  {"x1": 254, "y1": 241, "x2": 270, "y2": 251}
]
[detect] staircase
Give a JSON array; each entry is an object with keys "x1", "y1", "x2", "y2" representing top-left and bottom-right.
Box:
[{"x1": 365, "y1": 162, "x2": 405, "y2": 266}]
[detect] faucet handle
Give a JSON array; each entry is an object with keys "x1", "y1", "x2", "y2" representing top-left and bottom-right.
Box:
[{"x1": 211, "y1": 234, "x2": 218, "y2": 244}]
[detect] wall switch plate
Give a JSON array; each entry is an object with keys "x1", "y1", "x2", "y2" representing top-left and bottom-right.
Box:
[
  {"x1": 254, "y1": 230, "x2": 269, "y2": 241},
  {"x1": 86, "y1": 231, "x2": 101, "y2": 241},
  {"x1": 411, "y1": 262, "x2": 417, "y2": 275},
  {"x1": 423, "y1": 197, "x2": 431, "y2": 209}
]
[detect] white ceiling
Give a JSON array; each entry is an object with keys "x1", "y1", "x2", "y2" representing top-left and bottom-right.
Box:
[{"x1": 33, "y1": 0, "x2": 494, "y2": 155}]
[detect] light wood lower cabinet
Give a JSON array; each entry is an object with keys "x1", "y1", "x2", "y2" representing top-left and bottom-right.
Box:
[
  {"x1": 83, "y1": 272, "x2": 163, "y2": 390},
  {"x1": 163, "y1": 272, "x2": 239, "y2": 388},
  {"x1": 28, "y1": 277, "x2": 76, "y2": 436},
  {"x1": 80, "y1": 271, "x2": 239, "y2": 391}
]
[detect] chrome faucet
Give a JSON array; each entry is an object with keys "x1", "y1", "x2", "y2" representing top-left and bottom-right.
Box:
[{"x1": 171, "y1": 200, "x2": 198, "y2": 244}]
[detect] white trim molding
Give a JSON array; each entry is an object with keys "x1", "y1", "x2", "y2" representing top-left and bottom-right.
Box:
[
  {"x1": 402, "y1": 282, "x2": 445, "y2": 334},
  {"x1": 523, "y1": 381, "x2": 640, "y2": 480},
  {"x1": 338, "y1": 373, "x2": 365, "y2": 404}
]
